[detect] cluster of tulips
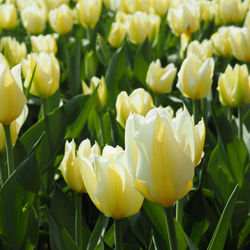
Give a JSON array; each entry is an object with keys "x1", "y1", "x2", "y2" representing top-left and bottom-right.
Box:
[{"x1": 0, "y1": 0, "x2": 250, "y2": 249}]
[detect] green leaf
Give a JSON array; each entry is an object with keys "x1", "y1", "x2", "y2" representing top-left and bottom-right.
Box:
[
  {"x1": 0, "y1": 153, "x2": 39, "y2": 249},
  {"x1": 207, "y1": 184, "x2": 239, "y2": 250},
  {"x1": 237, "y1": 217, "x2": 250, "y2": 249},
  {"x1": 96, "y1": 34, "x2": 112, "y2": 66}
]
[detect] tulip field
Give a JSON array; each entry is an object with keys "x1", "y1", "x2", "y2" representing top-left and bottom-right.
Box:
[{"x1": 0, "y1": 0, "x2": 250, "y2": 249}]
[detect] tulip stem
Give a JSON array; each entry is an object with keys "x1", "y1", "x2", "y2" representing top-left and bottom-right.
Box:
[
  {"x1": 192, "y1": 99, "x2": 199, "y2": 123},
  {"x1": 114, "y1": 219, "x2": 123, "y2": 250},
  {"x1": 238, "y1": 107, "x2": 243, "y2": 141},
  {"x1": 75, "y1": 193, "x2": 83, "y2": 249},
  {"x1": 176, "y1": 200, "x2": 183, "y2": 225},
  {"x1": 165, "y1": 207, "x2": 178, "y2": 250},
  {"x1": 3, "y1": 124, "x2": 14, "y2": 177}
]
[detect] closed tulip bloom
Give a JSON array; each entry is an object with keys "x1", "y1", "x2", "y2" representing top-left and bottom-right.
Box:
[
  {"x1": 125, "y1": 106, "x2": 205, "y2": 207},
  {"x1": 49, "y1": 4, "x2": 74, "y2": 34},
  {"x1": 0, "y1": 64, "x2": 27, "y2": 125},
  {"x1": 44, "y1": 0, "x2": 69, "y2": 10},
  {"x1": 59, "y1": 140, "x2": 86, "y2": 193},
  {"x1": 78, "y1": 144, "x2": 144, "y2": 219},
  {"x1": 148, "y1": 14, "x2": 161, "y2": 43},
  {"x1": 22, "y1": 53, "x2": 60, "y2": 98},
  {"x1": 121, "y1": 0, "x2": 136, "y2": 13},
  {"x1": 108, "y1": 22, "x2": 126, "y2": 48},
  {"x1": 76, "y1": 0, "x2": 102, "y2": 30},
  {"x1": 116, "y1": 88, "x2": 154, "y2": 128},
  {"x1": 244, "y1": 10, "x2": 250, "y2": 29},
  {"x1": 1, "y1": 37, "x2": 27, "y2": 67},
  {"x1": 151, "y1": 0, "x2": 169, "y2": 17},
  {"x1": 0, "y1": 105, "x2": 28, "y2": 152},
  {"x1": 0, "y1": 53, "x2": 9, "y2": 67},
  {"x1": 167, "y1": 2, "x2": 200, "y2": 36},
  {"x1": 229, "y1": 27, "x2": 250, "y2": 62},
  {"x1": 31, "y1": 34, "x2": 57, "y2": 54},
  {"x1": 217, "y1": 64, "x2": 250, "y2": 107},
  {"x1": 146, "y1": 59, "x2": 177, "y2": 94},
  {"x1": 0, "y1": 4, "x2": 17, "y2": 30},
  {"x1": 134, "y1": 0, "x2": 151, "y2": 13},
  {"x1": 177, "y1": 53, "x2": 214, "y2": 99},
  {"x1": 187, "y1": 39, "x2": 213, "y2": 61},
  {"x1": 200, "y1": 0, "x2": 216, "y2": 22}
]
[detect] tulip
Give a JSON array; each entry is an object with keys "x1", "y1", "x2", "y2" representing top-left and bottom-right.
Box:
[
  {"x1": 187, "y1": 39, "x2": 213, "y2": 61},
  {"x1": 49, "y1": 4, "x2": 74, "y2": 35},
  {"x1": 167, "y1": 2, "x2": 200, "y2": 36},
  {"x1": 21, "y1": 2, "x2": 48, "y2": 34},
  {"x1": 134, "y1": 0, "x2": 151, "y2": 13},
  {"x1": 0, "y1": 64, "x2": 27, "y2": 125},
  {"x1": 0, "y1": 53, "x2": 9, "y2": 67},
  {"x1": 116, "y1": 88, "x2": 154, "y2": 128},
  {"x1": 44, "y1": 0, "x2": 69, "y2": 10},
  {"x1": 146, "y1": 59, "x2": 177, "y2": 94},
  {"x1": 217, "y1": 64, "x2": 250, "y2": 107},
  {"x1": 76, "y1": 0, "x2": 102, "y2": 30},
  {"x1": 125, "y1": 106, "x2": 205, "y2": 207},
  {"x1": 59, "y1": 140, "x2": 86, "y2": 193},
  {"x1": 121, "y1": 0, "x2": 136, "y2": 13},
  {"x1": 82, "y1": 76, "x2": 107, "y2": 111},
  {"x1": 177, "y1": 53, "x2": 214, "y2": 99},
  {"x1": 148, "y1": 14, "x2": 161, "y2": 43},
  {"x1": 115, "y1": 11, "x2": 127, "y2": 23},
  {"x1": 0, "y1": 4, "x2": 17, "y2": 30},
  {"x1": 244, "y1": 10, "x2": 250, "y2": 29},
  {"x1": 0, "y1": 105, "x2": 28, "y2": 153},
  {"x1": 1, "y1": 37, "x2": 27, "y2": 67},
  {"x1": 229, "y1": 27, "x2": 250, "y2": 62},
  {"x1": 200, "y1": 0, "x2": 216, "y2": 22},
  {"x1": 151, "y1": 0, "x2": 169, "y2": 17},
  {"x1": 31, "y1": 34, "x2": 58, "y2": 54},
  {"x1": 108, "y1": 22, "x2": 126, "y2": 48},
  {"x1": 22, "y1": 52, "x2": 60, "y2": 98},
  {"x1": 78, "y1": 144, "x2": 144, "y2": 219}
]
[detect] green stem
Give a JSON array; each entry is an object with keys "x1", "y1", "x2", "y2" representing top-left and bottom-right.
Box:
[
  {"x1": 192, "y1": 99, "x2": 199, "y2": 123},
  {"x1": 227, "y1": 107, "x2": 232, "y2": 121},
  {"x1": 165, "y1": 207, "x2": 178, "y2": 250},
  {"x1": 238, "y1": 107, "x2": 243, "y2": 140},
  {"x1": 176, "y1": 200, "x2": 183, "y2": 226},
  {"x1": 75, "y1": 193, "x2": 82, "y2": 249},
  {"x1": 0, "y1": 154, "x2": 8, "y2": 186},
  {"x1": 3, "y1": 124, "x2": 14, "y2": 177},
  {"x1": 42, "y1": 98, "x2": 49, "y2": 118},
  {"x1": 114, "y1": 219, "x2": 123, "y2": 250}
]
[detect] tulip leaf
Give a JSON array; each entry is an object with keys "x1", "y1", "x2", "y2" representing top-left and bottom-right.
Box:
[
  {"x1": 0, "y1": 153, "x2": 39, "y2": 249},
  {"x1": 207, "y1": 184, "x2": 239, "y2": 250},
  {"x1": 25, "y1": 64, "x2": 37, "y2": 100},
  {"x1": 87, "y1": 214, "x2": 109, "y2": 250},
  {"x1": 96, "y1": 33, "x2": 112, "y2": 66},
  {"x1": 45, "y1": 207, "x2": 79, "y2": 250},
  {"x1": 237, "y1": 217, "x2": 250, "y2": 249},
  {"x1": 96, "y1": 224, "x2": 114, "y2": 250}
]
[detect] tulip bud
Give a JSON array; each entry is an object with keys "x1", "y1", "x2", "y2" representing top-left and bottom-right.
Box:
[
  {"x1": 84, "y1": 50, "x2": 98, "y2": 80},
  {"x1": 217, "y1": 64, "x2": 250, "y2": 107},
  {"x1": 76, "y1": 0, "x2": 102, "y2": 30},
  {"x1": 44, "y1": 0, "x2": 69, "y2": 10},
  {"x1": 167, "y1": 2, "x2": 200, "y2": 36},
  {"x1": 244, "y1": 10, "x2": 250, "y2": 29},
  {"x1": 116, "y1": 88, "x2": 154, "y2": 128},
  {"x1": 211, "y1": 26, "x2": 234, "y2": 57},
  {"x1": 59, "y1": 140, "x2": 86, "y2": 193},
  {"x1": 148, "y1": 14, "x2": 161, "y2": 43},
  {"x1": 0, "y1": 64, "x2": 27, "y2": 125},
  {"x1": 229, "y1": 27, "x2": 250, "y2": 62},
  {"x1": 200, "y1": 0, "x2": 216, "y2": 22},
  {"x1": 1, "y1": 37, "x2": 27, "y2": 67},
  {"x1": 21, "y1": 2, "x2": 48, "y2": 34},
  {"x1": 78, "y1": 144, "x2": 144, "y2": 219},
  {"x1": 151, "y1": 0, "x2": 169, "y2": 17},
  {"x1": 134, "y1": 0, "x2": 151, "y2": 13},
  {"x1": 22, "y1": 52, "x2": 60, "y2": 98},
  {"x1": 121, "y1": 0, "x2": 136, "y2": 14},
  {"x1": 49, "y1": 4, "x2": 74, "y2": 35},
  {"x1": 0, "y1": 4, "x2": 17, "y2": 30},
  {"x1": 108, "y1": 22, "x2": 126, "y2": 48},
  {"x1": 177, "y1": 53, "x2": 214, "y2": 99},
  {"x1": 82, "y1": 76, "x2": 107, "y2": 111},
  {"x1": 146, "y1": 59, "x2": 177, "y2": 94},
  {"x1": 31, "y1": 34, "x2": 58, "y2": 54},
  {"x1": 187, "y1": 39, "x2": 213, "y2": 61},
  {"x1": 0, "y1": 53, "x2": 9, "y2": 67},
  {"x1": 0, "y1": 105, "x2": 28, "y2": 153},
  {"x1": 125, "y1": 106, "x2": 205, "y2": 207},
  {"x1": 115, "y1": 11, "x2": 127, "y2": 23}
]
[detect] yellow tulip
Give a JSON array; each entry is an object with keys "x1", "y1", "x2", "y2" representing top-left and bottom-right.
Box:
[
  {"x1": 146, "y1": 59, "x2": 177, "y2": 94},
  {"x1": 1, "y1": 37, "x2": 27, "y2": 67},
  {"x1": 59, "y1": 140, "x2": 86, "y2": 193},
  {"x1": 82, "y1": 76, "x2": 107, "y2": 111},
  {"x1": 200, "y1": 0, "x2": 216, "y2": 22},
  {"x1": 244, "y1": 10, "x2": 250, "y2": 29},
  {"x1": 187, "y1": 39, "x2": 213, "y2": 61},
  {"x1": 44, "y1": 0, "x2": 69, "y2": 10},
  {"x1": 0, "y1": 4, "x2": 17, "y2": 30},
  {"x1": 134, "y1": 0, "x2": 151, "y2": 13},
  {"x1": 31, "y1": 34, "x2": 58, "y2": 54},
  {"x1": 0, "y1": 64, "x2": 27, "y2": 125},
  {"x1": 108, "y1": 22, "x2": 126, "y2": 48},
  {"x1": 49, "y1": 4, "x2": 74, "y2": 35},
  {"x1": 116, "y1": 88, "x2": 154, "y2": 128},
  {"x1": 78, "y1": 144, "x2": 144, "y2": 219},
  {"x1": 0, "y1": 105, "x2": 28, "y2": 153},
  {"x1": 151, "y1": 0, "x2": 169, "y2": 17},
  {"x1": 217, "y1": 64, "x2": 250, "y2": 107},
  {"x1": 148, "y1": 14, "x2": 161, "y2": 43},
  {"x1": 22, "y1": 52, "x2": 60, "y2": 98},
  {"x1": 167, "y1": 2, "x2": 200, "y2": 36},
  {"x1": 121, "y1": 0, "x2": 136, "y2": 14},
  {"x1": 125, "y1": 106, "x2": 205, "y2": 207},
  {"x1": 76, "y1": 0, "x2": 102, "y2": 30},
  {"x1": 229, "y1": 27, "x2": 250, "y2": 62},
  {"x1": 177, "y1": 53, "x2": 214, "y2": 99},
  {"x1": 0, "y1": 53, "x2": 9, "y2": 67}
]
